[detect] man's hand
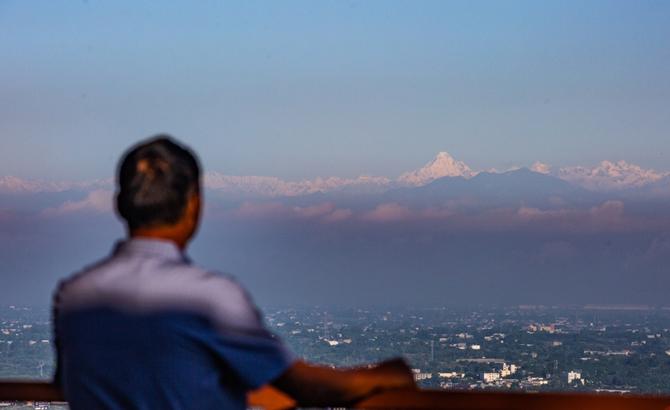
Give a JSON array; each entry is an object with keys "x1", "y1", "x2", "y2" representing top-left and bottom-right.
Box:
[
  {"x1": 271, "y1": 357, "x2": 416, "y2": 408},
  {"x1": 365, "y1": 358, "x2": 416, "y2": 395}
]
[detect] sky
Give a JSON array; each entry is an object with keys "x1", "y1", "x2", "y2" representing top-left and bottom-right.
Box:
[
  {"x1": 1, "y1": 1, "x2": 670, "y2": 308},
  {"x1": 2, "y1": 0, "x2": 669, "y2": 181}
]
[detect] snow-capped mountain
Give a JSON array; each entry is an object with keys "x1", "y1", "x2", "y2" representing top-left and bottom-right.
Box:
[
  {"x1": 3, "y1": 153, "x2": 668, "y2": 198},
  {"x1": 204, "y1": 151, "x2": 474, "y2": 198},
  {"x1": 396, "y1": 152, "x2": 477, "y2": 187},
  {"x1": 204, "y1": 172, "x2": 391, "y2": 199},
  {"x1": 531, "y1": 160, "x2": 668, "y2": 190},
  {"x1": 0, "y1": 175, "x2": 112, "y2": 194}
]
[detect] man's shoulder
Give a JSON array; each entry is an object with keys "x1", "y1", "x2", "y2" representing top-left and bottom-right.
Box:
[
  {"x1": 55, "y1": 242, "x2": 262, "y2": 333},
  {"x1": 57, "y1": 238, "x2": 237, "y2": 293},
  {"x1": 57, "y1": 256, "x2": 243, "y2": 298}
]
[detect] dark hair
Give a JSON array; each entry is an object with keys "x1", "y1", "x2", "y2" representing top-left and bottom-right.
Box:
[{"x1": 116, "y1": 136, "x2": 201, "y2": 230}]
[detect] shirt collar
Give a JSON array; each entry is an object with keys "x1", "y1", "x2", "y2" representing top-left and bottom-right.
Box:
[{"x1": 113, "y1": 238, "x2": 189, "y2": 263}]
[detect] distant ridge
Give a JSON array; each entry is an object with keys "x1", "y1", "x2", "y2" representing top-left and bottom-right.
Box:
[
  {"x1": 203, "y1": 172, "x2": 391, "y2": 199},
  {"x1": 377, "y1": 167, "x2": 600, "y2": 211},
  {"x1": 2, "y1": 153, "x2": 668, "y2": 198},
  {"x1": 0, "y1": 175, "x2": 112, "y2": 194},
  {"x1": 531, "y1": 160, "x2": 669, "y2": 190},
  {"x1": 204, "y1": 151, "x2": 474, "y2": 198}
]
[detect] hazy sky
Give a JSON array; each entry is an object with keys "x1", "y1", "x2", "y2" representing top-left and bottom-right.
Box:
[
  {"x1": 2, "y1": 1, "x2": 669, "y2": 182},
  {"x1": 2, "y1": 1, "x2": 670, "y2": 308}
]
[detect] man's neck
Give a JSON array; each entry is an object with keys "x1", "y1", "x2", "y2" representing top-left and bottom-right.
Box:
[
  {"x1": 130, "y1": 225, "x2": 191, "y2": 250},
  {"x1": 127, "y1": 193, "x2": 200, "y2": 251}
]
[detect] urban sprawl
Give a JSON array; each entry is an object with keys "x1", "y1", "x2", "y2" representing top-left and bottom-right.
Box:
[{"x1": 3, "y1": 304, "x2": 670, "y2": 396}]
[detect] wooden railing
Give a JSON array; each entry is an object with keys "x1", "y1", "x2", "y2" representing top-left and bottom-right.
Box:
[{"x1": 2, "y1": 382, "x2": 670, "y2": 410}]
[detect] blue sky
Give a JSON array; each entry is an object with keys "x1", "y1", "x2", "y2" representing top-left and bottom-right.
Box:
[{"x1": 2, "y1": 0, "x2": 669, "y2": 182}]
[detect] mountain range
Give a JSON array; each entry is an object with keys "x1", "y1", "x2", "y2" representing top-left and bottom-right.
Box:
[
  {"x1": 0, "y1": 175, "x2": 112, "y2": 193},
  {"x1": 2, "y1": 152, "x2": 669, "y2": 200}
]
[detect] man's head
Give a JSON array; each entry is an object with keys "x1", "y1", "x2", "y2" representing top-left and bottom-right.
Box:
[{"x1": 117, "y1": 136, "x2": 201, "y2": 245}]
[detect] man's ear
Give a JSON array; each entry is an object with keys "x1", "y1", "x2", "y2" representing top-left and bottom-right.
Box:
[
  {"x1": 114, "y1": 194, "x2": 125, "y2": 222},
  {"x1": 188, "y1": 192, "x2": 200, "y2": 214},
  {"x1": 114, "y1": 194, "x2": 121, "y2": 216},
  {"x1": 186, "y1": 192, "x2": 201, "y2": 227}
]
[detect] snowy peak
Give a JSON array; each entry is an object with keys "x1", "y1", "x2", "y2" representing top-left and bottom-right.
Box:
[
  {"x1": 558, "y1": 160, "x2": 668, "y2": 190},
  {"x1": 205, "y1": 151, "x2": 477, "y2": 198},
  {"x1": 0, "y1": 175, "x2": 112, "y2": 193},
  {"x1": 203, "y1": 171, "x2": 391, "y2": 199},
  {"x1": 396, "y1": 152, "x2": 477, "y2": 187},
  {"x1": 0, "y1": 176, "x2": 68, "y2": 193},
  {"x1": 527, "y1": 160, "x2": 669, "y2": 191},
  {"x1": 5, "y1": 153, "x2": 668, "y2": 198},
  {"x1": 530, "y1": 161, "x2": 552, "y2": 174},
  {"x1": 590, "y1": 160, "x2": 657, "y2": 180}
]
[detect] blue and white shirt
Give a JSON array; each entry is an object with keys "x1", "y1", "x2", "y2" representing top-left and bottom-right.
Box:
[{"x1": 53, "y1": 238, "x2": 296, "y2": 410}]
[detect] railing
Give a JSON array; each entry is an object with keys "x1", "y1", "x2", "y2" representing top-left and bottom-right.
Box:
[{"x1": 2, "y1": 382, "x2": 670, "y2": 410}]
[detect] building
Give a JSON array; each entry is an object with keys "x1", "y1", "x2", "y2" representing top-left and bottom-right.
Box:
[
  {"x1": 563, "y1": 370, "x2": 582, "y2": 384},
  {"x1": 480, "y1": 373, "x2": 500, "y2": 383},
  {"x1": 438, "y1": 372, "x2": 464, "y2": 378},
  {"x1": 412, "y1": 369, "x2": 432, "y2": 381},
  {"x1": 500, "y1": 363, "x2": 516, "y2": 377},
  {"x1": 522, "y1": 376, "x2": 549, "y2": 387}
]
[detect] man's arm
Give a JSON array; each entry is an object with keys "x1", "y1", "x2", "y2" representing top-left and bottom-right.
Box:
[{"x1": 271, "y1": 358, "x2": 416, "y2": 408}]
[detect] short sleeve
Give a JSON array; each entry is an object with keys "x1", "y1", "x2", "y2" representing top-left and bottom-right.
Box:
[
  {"x1": 198, "y1": 273, "x2": 297, "y2": 389},
  {"x1": 207, "y1": 325, "x2": 297, "y2": 389}
]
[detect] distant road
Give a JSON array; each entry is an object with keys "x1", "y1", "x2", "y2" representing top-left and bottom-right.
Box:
[{"x1": 456, "y1": 358, "x2": 506, "y2": 364}]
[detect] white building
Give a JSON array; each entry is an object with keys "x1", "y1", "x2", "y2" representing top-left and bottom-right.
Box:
[
  {"x1": 480, "y1": 372, "x2": 500, "y2": 383},
  {"x1": 412, "y1": 369, "x2": 432, "y2": 381},
  {"x1": 500, "y1": 363, "x2": 517, "y2": 377},
  {"x1": 522, "y1": 376, "x2": 548, "y2": 387},
  {"x1": 438, "y1": 372, "x2": 464, "y2": 378},
  {"x1": 413, "y1": 373, "x2": 432, "y2": 381},
  {"x1": 563, "y1": 370, "x2": 582, "y2": 384}
]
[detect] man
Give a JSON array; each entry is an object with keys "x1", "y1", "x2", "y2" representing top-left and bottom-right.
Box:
[{"x1": 53, "y1": 136, "x2": 415, "y2": 410}]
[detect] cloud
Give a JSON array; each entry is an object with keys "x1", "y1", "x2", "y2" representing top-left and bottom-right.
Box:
[
  {"x1": 214, "y1": 199, "x2": 670, "y2": 235},
  {"x1": 2, "y1": 195, "x2": 670, "y2": 308},
  {"x1": 362, "y1": 203, "x2": 454, "y2": 222},
  {"x1": 323, "y1": 208, "x2": 354, "y2": 223},
  {"x1": 511, "y1": 201, "x2": 655, "y2": 233},
  {"x1": 42, "y1": 190, "x2": 114, "y2": 215},
  {"x1": 362, "y1": 203, "x2": 413, "y2": 221},
  {"x1": 218, "y1": 201, "x2": 354, "y2": 224}
]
